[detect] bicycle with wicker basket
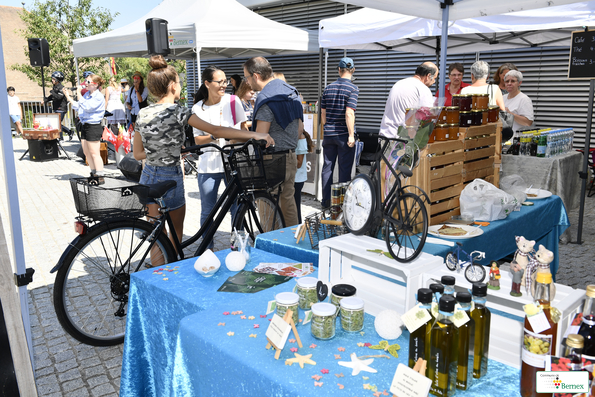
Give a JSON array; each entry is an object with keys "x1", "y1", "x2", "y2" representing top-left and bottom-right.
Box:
[
  {"x1": 342, "y1": 136, "x2": 429, "y2": 262},
  {"x1": 51, "y1": 139, "x2": 285, "y2": 346}
]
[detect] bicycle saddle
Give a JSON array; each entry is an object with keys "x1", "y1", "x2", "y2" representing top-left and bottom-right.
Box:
[
  {"x1": 456, "y1": 242, "x2": 463, "y2": 247},
  {"x1": 398, "y1": 165, "x2": 413, "y2": 178},
  {"x1": 146, "y1": 180, "x2": 177, "y2": 199}
]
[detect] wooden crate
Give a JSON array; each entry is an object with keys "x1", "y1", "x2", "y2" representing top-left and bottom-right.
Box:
[
  {"x1": 408, "y1": 122, "x2": 502, "y2": 225},
  {"x1": 85, "y1": 142, "x2": 109, "y2": 166}
]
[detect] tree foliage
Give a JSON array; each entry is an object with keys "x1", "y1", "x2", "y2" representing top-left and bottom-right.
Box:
[{"x1": 11, "y1": 0, "x2": 117, "y2": 89}]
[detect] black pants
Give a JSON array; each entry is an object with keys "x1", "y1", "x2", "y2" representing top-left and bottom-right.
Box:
[{"x1": 294, "y1": 181, "x2": 304, "y2": 224}]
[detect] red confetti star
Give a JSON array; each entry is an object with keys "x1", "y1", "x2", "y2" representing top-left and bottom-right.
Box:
[
  {"x1": 338, "y1": 347, "x2": 345, "y2": 352},
  {"x1": 290, "y1": 347, "x2": 298, "y2": 352},
  {"x1": 321, "y1": 369, "x2": 329, "y2": 374},
  {"x1": 312, "y1": 375, "x2": 322, "y2": 381},
  {"x1": 223, "y1": 312, "x2": 230, "y2": 315},
  {"x1": 364, "y1": 342, "x2": 372, "y2": 347},
  {"x1": 253, "y1": 324, "x2": 260, "y2": 328},
  {"x1": 310, "y1": 344, "x2": 317, "y2": 349},
  {"x1": 260, "y1": 315, "x2": 267, "y2": 318}
]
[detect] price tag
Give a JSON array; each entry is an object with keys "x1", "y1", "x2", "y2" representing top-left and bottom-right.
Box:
[
  {"x1": 292, "y1": 284, "x2": 297, "y2": 293},
  {"x1": 302, "y1": 310, "x2": 312, "y2": 325},
  {"x1": 265, "y1": 314, "x2": 291, "y2": 350},
  {"x1": 524, "y1": 303, "x2": 551, "y2": 334},
  {"x1": 451, "y1": 304, "x2": 471, "y2": 328},
  {"x1": 266, "y1": 300, "x2": 276, "y2": 315},
  {"x1": 390, "y1": 363, "x2": 432, "y2": 397},
  {"x1": 402, "y1": 303, "x2": 432, "y2": 333}
]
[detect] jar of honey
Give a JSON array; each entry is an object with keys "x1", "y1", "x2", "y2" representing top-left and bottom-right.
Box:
[
  {"x1": 488, "y1": 106, "x2": 499, "y2": 123},
  {"x1": 437, "y1": 107, "x2": 447, "y2": 124},
  {"x1": 447, "y1": 124, "x2": 459, "y2": 140},
  {"x1": 459, "y1": 111, "x2": 473, "y2": 127},
  {"x1": 471, "y1": 110, "x2": 483, "y2": 126},
  {"x1": 472, "y1": 94, "x2": 480, "y2": 110},
  {"x1": 434, "y1": 124, "x2": 449, "y2": 141},
  {"x1": 445, "y1": 106, "x2": 459, "y2": 124},
  {"x1": 476, "y1": 94, "x2": 489, "y2": 110},
  {"x1": 482, "y1": 110, "x2": 488, "y2": 125}
]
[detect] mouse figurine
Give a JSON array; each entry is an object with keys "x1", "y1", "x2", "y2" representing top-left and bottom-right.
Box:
[
  {"x1": 512, "y1": 236, "x2": 535, "y2": 290},
  {"x1": 528, "y1": 245, "x2": 556, "y2": 298}
]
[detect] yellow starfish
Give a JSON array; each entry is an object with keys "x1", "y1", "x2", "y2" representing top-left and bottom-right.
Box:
[
  {"x1": 249, "y1": 334, "x2": 257, "y2": 338},
  {"x1": 248, "y1": 316, "x2": 255, "y2": 320},
  {"x1": 227, "y1": 332, "x2": 234, "y2": 336},
  {"x1": 357, "y1": 342, "x2": 365, "y2": 347},
  {"x1": 284, "y1": 353, "x2": 316, "y2": 369}
]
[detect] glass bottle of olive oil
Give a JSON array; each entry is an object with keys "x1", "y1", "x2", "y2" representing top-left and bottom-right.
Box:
[
  {"x1": 470, "y1": 282, "x2": 491, "y2": 378},
  {"x1": 426, "y1": 283, "x2": 444, "y2": 360},
  {"x1": 428, "y1": 295, "x2": 459, "y2": 397},
  {"x1": 441, "y1": 275, "x2": 456, "y2": 296},
  {"x1": 409, "y1": 288, "x2": 433, "y2": 368},
  {"x1": 455, "y1": 291, "x2": 474, "y2": 390}
]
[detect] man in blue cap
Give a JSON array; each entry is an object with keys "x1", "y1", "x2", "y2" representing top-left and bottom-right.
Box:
[{"x1": 320, "y1": 57, "x2": 359, "y2": 208}]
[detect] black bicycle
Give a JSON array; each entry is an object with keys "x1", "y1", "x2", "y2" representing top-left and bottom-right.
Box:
[{"x1": 51, "y1": 139, "x2": 285, "y2": 345}]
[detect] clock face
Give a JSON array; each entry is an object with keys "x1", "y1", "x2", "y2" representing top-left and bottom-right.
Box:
[{"x1": 343, "y1": 175, "x2": 376, "y2": 235}]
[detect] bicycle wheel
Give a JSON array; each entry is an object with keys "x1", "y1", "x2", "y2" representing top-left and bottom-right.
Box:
[
  {"x1": 465, "y1": 263, "x2": 487, "y2": 283},
  {"x1": 384, "y1": 192, "x2": 428, "y2": 263},
  {"x1": 233, "y1": 192, "x2": 285, "y2": 244},
  {"x1": 445, "y1": 252, "x2": 458, "y2": 271},
  {"x1": 54, "y1": 218, "x2": 176, "y2": 346}
]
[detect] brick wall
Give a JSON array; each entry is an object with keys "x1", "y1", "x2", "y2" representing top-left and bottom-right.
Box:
[{"x1": 1, "y1": 5, "x2": 44, "y2": 101}]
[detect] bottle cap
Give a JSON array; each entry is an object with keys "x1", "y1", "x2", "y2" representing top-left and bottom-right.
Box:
[
  {"x1": 441, "y1": 276, "x2": 456, "y2": 286},
  {"x1": 535, "y1": 272, "x2": 553, "y2": 284},
  {"x1": 438, "y1": 295, "x2": 456, "y2": 312},
  {"x1": 296, "y1": 277, "x2": 317, "y2": 288},
  {"x1": 331, "y1": 284, "x2": 357, "y2": 297},
  {"x1": 472, "y1": 283, "x2": 488, "y2": 297},
  {"x1": 456, "y1": 291, "x2": 472, "y2": 303},
  {"x1": 566, "y1": 334, "x2": 585, "y2": 349},
  {"x1": 429, "y1": 283, "x2": 444, "y2": 294},
  {"x1": 340, "y1": 297, "x2": 364, "y2": 310},
  {"x1": 311, "y1": 302, "x2": 336, "y2": 317},
  {"x1": 417, "y1": 288, "x2": 433, "y2": 304},
  {"x1": 586, "y1": 285, "x2": 595, "y2": 298},
  {"x1": 275, "y1": 292, "x2": 299, "y2": 305}
]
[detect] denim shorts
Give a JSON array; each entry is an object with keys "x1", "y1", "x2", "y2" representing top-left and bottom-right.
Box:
[
  {"x1": 139, "y1": 164, "x2": 185, "y2": 210},
  {"x1": 10, "y1": 115, "x2": 21, "y2": 123}
]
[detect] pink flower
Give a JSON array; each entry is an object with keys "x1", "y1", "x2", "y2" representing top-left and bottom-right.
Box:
[{"x1": 415, "y1": 107, "x2": 433, "y2": 121}]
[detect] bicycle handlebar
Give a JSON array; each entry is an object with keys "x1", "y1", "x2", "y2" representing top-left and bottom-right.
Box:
[{"x1": 181, "y1": 138, "x2": 269, "y2": 156}]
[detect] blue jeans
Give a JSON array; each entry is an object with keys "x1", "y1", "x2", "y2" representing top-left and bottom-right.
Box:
[
  {"x1": 197, "y1": 173, "x2": 236, "y2": 249},
  {"x1": 321, "y1": 134, "x2": 355, "y2": 207},
  {"x1": 140, "y1": 164, "x2": 185, "y2": 210}
]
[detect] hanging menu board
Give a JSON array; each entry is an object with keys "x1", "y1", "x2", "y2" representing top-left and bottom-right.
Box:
[{"x1": 568, "y1": 29, "x2": 595, "y2": 80}]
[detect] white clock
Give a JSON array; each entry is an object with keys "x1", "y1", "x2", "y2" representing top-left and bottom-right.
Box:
[{"x1": 343, "y1": 174, "x2": 377, "y2": 235}]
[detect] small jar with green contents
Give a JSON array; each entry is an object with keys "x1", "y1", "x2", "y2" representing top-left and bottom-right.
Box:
[
  {"x1": 311, "y1": 302, "x2": 337, "y2": 340},
  {"x1": 275, "y1": 292, "x2": 299, "y2": 325},
  {"x1": 340, "y1": 297, "x2": 365, "y2": 332},
  {"x1": 296, "y1": 277, "x2": 318, "y2": 309},
  {"x1": 330, "y1": 284, "x2": 357, "y2": 313}
]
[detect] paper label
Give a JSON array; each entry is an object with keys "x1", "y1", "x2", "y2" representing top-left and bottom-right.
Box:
[
  {"x1": 451, "y1": 304, "x2": 471, "y2": 328},
  {"x1": 266, "y1": 300, "x2": 276, "y2": 315},
  {"x1": 390, "y1": 363, "x2": 432, "y2": 397},
  {"x1": 302, "y1": 310, "x2": 312, "y2": 325},
  {"x1": 265, "y1": 314, "x2": 291, "y2": 350},
  {"x1": 402, "y1": 303, "x2": 432, "y2": 333},
  {"x1": 524, "y1": 304, "x2": 551, "y2": 334},
  {"x1": 292, "y1": 284, "x2": 297, "y2": 293},
  {"x1": 522, "y1": 328, "x2": 553, "y2": 368}
]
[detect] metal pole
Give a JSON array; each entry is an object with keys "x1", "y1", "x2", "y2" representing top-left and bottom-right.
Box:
[
  {"x1": 41, "y1": 65, "x2": 47, "y2": 112},
  {"x1": 314, "y1": 47, "x2": 324, "y2": 200},
  {"x1": 438, "y1": 2, "x2": 449, "y2": 101},
  {"x1": 576, "y1": 79, "x2": 594, "y2": 244}
]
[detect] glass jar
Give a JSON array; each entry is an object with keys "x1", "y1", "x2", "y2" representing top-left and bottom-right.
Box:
[
  {"x1": 405, "y1": 108, "x2": 416, "y2": 126},
  {"x1": 434, "y1": 124, "x2": 449, "y2": 141},
  {"x1": 459, "y1": 111, "x2": 473, "y2": 127},
  {"x1": 275, "y1": 292, "x2": 299, "y2": 325},
  {"x1": 311, "y1": 302, "x2": 337, "y2": 340},
  {"x1": 438, "y1": 107, "x2": 447, "y2": 124},
  {"x1": 340, "y1": 297, "x2": 365, "y2": 332},
  {"x1": 476, "y1": 94, "x2": 489, "y2": 111},
  {"x1": 428, "y1": 129, "x2": 436, "y2": 143},
  {"x1": 446, "y1": 106, "x2": 460, "y2": 124},
  {"x1": 471, "y1": 110, "x2": 483, "y2": 126},
  {"x1": 459, "y1": 95, "x2": 473, "y2": 111},
  {"x1": 482, "y1": 110, "x2": 488, "y2": 125},
  {"x1": 296, "y1": 277, "x2": 318, "y2": 310},
  {"x1": 330, "y1": 284, "x2": 357, "y2": 311},
  {"x1": 488, "y1": 106, "x2": 499, "y2": 123},
  {"x1": 448, "y1": 124, "x2": 460, "y2": 140},
  {"x1": 472, "y1": 94, "x2": 480, "y2": 110},
  {"x1": 452, "y1": 95, "x2": 461, "y2": 109}
]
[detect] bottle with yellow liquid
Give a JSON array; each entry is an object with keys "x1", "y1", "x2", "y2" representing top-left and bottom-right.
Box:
[
  {"x1": 470, "y1": 282, "x2": 491, "y2": 378},
  {"x1": 428, "y1": 295, "x2": 459, "y2": 397},
  {"x1": 455, "y1": 291, "x2": 474, "y2": 390},
  {"x1": 426, "y1": 283, "x2": 443, "y2": 360},
  {"x1": 409, "y1": 288, "x2": 433, "y2": 369}
]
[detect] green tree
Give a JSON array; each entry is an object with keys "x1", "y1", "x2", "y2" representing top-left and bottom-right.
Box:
[{"x1": 11, "y1": 0, "x2": 117, "y2": 89}]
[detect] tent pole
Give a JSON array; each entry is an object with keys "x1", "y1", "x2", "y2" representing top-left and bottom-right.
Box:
[
  {"x1": 435, "y1": 36, "x2": 441, "y2": 91},
  {"x1": 74, "y1": 56, "x2": 81, "y2": 86},
  {"x1": 438, "y1": 1, "x2": 450, "y2": 101},
  {"x1": 576, "y1": 79, "x2": 594, "y2": 244},
  {"x1": 314, "y1": 47, "x2": 324, "y2": 201}
]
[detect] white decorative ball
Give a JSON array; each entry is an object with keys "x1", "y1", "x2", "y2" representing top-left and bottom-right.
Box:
[
  {"x1": 194, "y1": 249, "x2": 221, "y2": 277},
  {"x1": 374, "y1": 310, "x2": 404, "y2": 340},
  {"x1": 225, "y1": 251, "x2": 246, "y2": 272}
]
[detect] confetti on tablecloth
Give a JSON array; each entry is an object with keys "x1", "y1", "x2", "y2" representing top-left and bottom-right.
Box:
[{"x1": 312, "y1": 375, "x2": 322, "y2": 381}]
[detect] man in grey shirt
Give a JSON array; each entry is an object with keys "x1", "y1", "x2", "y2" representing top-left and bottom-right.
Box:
[{"x1": 243, "y1": 56, "x2": 303, "y2": 227}]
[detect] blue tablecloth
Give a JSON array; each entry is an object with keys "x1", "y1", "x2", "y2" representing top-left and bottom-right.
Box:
[
  {"x1": 255, "y1": 195, "x2": 569, "y2": 276},
  {"x1": 171, "y1": 302, "x2": 521, "y2": 397}
]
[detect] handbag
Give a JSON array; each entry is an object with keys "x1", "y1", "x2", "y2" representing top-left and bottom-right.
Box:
[{"x1": 129, "y1": 88, "x2": 148, "y2": 109}]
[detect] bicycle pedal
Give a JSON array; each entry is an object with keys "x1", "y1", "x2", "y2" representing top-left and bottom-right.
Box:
[{"x1": 88, "y1": 176, "x2": 105, "y2": 186}]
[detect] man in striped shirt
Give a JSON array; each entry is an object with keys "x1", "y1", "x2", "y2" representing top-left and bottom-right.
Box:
[{"x1": 320, "y1": 57, "x2": 359, "y2": 208}]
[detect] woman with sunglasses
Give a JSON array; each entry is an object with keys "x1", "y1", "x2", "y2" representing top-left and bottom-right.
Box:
[
  {"x1": 64, "y1": 75, "x2": 106, "y2": 179},
  {"x1": 126, "y1": 71, "x2": 148, "y2": 129},
  {"x1": 192, "y1": 66, "x2": 247, "y2": 250},
  {"x1": 133, "y1": 56, "x2": 273, "y2": 252}
]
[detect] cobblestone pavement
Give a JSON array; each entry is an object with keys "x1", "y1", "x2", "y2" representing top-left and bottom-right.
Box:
[{"x1": 0, "y1": 137, "x2": 593, "y2": 396}]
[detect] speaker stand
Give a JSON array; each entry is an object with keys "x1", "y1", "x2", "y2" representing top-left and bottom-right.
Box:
[{"x1": 18, "y1": 139, "x2": 71, "y2": 161}]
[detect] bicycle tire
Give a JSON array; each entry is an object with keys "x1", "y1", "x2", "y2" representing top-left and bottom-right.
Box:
[
  {"x1": 233, "y1": 192, "x2": 285, "y2": 244},
  {"x1": 384, "y1": 192, "x2": 428, "y2": 263},
  {"x1": 53, "y1": 218, "x2": 176, "y2": 346},
  {"x1": 465, "y1": 263, "x2": 487, "y2": 283},
  {"x1": 445, "y1": 252, "x2": 458, "y2": 271}
]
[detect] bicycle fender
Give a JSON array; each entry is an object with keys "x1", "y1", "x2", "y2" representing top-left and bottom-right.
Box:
[{"x1": 51, "y1": 234, "x2": 85, "y2": 273}]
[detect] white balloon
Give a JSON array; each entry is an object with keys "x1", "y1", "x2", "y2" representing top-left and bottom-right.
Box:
[
  {"x1": 374, "y1": 310, "x2": 404, "y2": 340},
  {"x1": 193, "y1": 249, "x2": 221, "y2": 277},
  {"x1": 225, "y1": 251, "x2": 246, "y2": 272}
]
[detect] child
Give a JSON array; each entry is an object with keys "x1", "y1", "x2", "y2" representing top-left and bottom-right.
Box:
[
  {"x1": 294, "y1": 130, "x2": 314, "y2": 224},
  {"x1": 7, "y1": 87, "x2": 24, "y2": 136}
]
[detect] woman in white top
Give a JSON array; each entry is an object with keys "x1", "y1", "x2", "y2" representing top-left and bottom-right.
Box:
[
  {"x1": 503, "y1": 70, "x2": 534, "y2": 136},
  {"x1": 105, "y1": 77, "x2": 127, "y2": 129},
  {"x1": 192, "y1": 65, "x2": 247, "y2": 249},
  {"x1": 460, "y1": 61, "x2": 505, "y2": 111}
]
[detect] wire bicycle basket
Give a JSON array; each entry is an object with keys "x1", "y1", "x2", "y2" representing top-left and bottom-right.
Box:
[
  {"x1": 305, "y1": 209, "x2": 347, "y2": 249},
  {"x1": 227, "y1": 143, "x2": 286, "y2": 191}
]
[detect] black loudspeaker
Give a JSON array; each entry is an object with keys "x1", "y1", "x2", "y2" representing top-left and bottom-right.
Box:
[
  {"x1": 28, "y1": 139, "x2": 58, "y2": 162},
  {"x1": 145, "y1": 18, "x2": 170, "y2": 56},
  {"x1": 28, "y1": 38, "x2": 50, "y2": 67}
]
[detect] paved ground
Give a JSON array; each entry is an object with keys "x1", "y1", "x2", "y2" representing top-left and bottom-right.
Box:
[{"x1": 0, "y1": 137, "x2": 593, "y2": 396}]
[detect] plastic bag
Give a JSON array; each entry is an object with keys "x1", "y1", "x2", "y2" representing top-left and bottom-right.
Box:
[
  {"x1": 499, "y1": 174, "x2": 528, "y2": 204},
  {"x1": 459, "y1": 179, "x2": 521, "y2": 221}
]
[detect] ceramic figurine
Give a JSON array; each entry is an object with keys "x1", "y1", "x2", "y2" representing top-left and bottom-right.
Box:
[
  {"x1": 512, "y1": 236, "x2": 535, "y2": 289},
  {"x1": 528, "y1": 245, "x2": 556, "y2": 298},
  {"x1": 488, "y1": 261, "x2": 501, "y2": 290},
  {"x1": 509, "y1": 262, "x2": 525, "y2": 297}
]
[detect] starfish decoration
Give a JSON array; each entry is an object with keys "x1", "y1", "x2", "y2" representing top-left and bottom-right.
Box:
[
  {"x1": 338, "y1": 353, "x2": 377, "y2": 376},
  {"x1": 338, "y1": 347, "x2": 345, "y2": 352},
  {"x1": 237, "y1": 311, "x2": 243, "y2": 315},
  {"x1": 290, "y1": 347, "x2": 298, "y2": 352},
  {"x1": 288, "y1": 338, "x2": 296, "y2": 343},
  {"x1": 223, "y1": 312, "x2": 230, "y2": 315},
  {"x1": 254, "y1": 324, "x2": 260, "y2": 328},
  {"x1": 357, "y1": 342, "x2": 365, "y2": 347},
  {"x1": 364, "y1": 384, "x2": 372, "y2": 390},
  {"x1": 368, "y1": 340, "x2": 401, "y2": 358},
  {"x1": 231, "y1": 311, "x2": 238, "y2": 315},
  {"x1": 382, "y1": 390, "x2": 389, "y2": 395},
  {"x1": 314, "y1": 381, "x2": 323, "y2": 387},
  {"x1": 337, "y1": 384, "x2": 344, "y2": 389},
  {"x1": 360, "y1": 331, "x2": 365, "y2": 336},
  {"x1": 248, "y1": 316, "x2": 255, "y2": 320},
  {"x1": 335, "y1": 373, "x2": 344, "y2": 378},
  {"x1": 310, "y1": 344, "x2": 317, "y2": 349},
  {"x1": 218, "y1": 323, "x2": 225, "y2": 326},
  {"x1": 321, "y1": 369, "x2": 329, "y2": 374},
  {"x1": 227, "y1": 332, "x2": 234, "y2": 336},
  {"x1": 260, "y1": 315, "x2": 267, "y2": 318},
  {"x1": 285, "y1": 353, "x2": 316, "y2": 369},
  {"x1": 240, "y1": 315, "x2": 246, "y2": 319},
  {"x1": 373, "y1": 392, "x2": 382, "y2": 397},
  {"x1": 364, "y1": 343, "x2": 372, "y2": 347},
  {"x1": 362, "y1": 376, "x2": 369, "y2": 380},
  {"x1": 249, "y1": 334, "x2": 257, "y2": 338},
  {"x1": 312, "y1": 375, "x2": 322, "y2": 381},
  {"x1": 162, "y1": 278, "x2": 169, "y2": 281},
  {"x1": 334, "y1": 354, "x2": 341, "y2": 360}
]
